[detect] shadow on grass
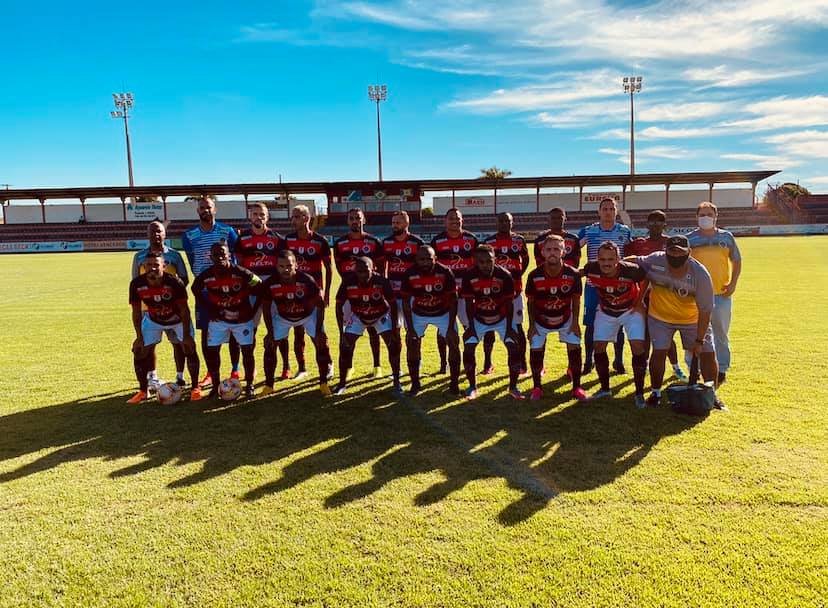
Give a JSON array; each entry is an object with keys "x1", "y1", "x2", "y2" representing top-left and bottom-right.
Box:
[{"x1": 0, "y1": 370, "x2": 703, "y2": 525}]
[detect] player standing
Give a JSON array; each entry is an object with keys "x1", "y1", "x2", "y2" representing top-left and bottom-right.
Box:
[
  {"x1": 533, "y1": 207, "x2": 581, "y2": 268},
  {"x1": 191, "y1": 241, "x2": 261, "y2": 399},
  {"x1": 333, "y1": 208, "x2": 386, "y2": 378},
  {"x1": 401, "y1": 246, "x2": 460, "y2": 396},
  {"x1": 481, "y1": 212, "x2": 530, "y2": 376},
  {"x1": 524, "y1": 235, "x2": 587, "y2": 401},
  {"x1": 181, "y1": 196, "x2": 239, "y2": 389},
  {"x1": 128, "y1": 252, "x2": 199, "y2": 403},
  {"x1": 461, "y1": 245, "x2": 522, "y2": 400},
  {"x1": 334, "y1": 257, "x2": 402, "y2": 395},
  {"x1": 283, "y1": 204, "x2": 333, "y2": 380},
  {"x1": 382, "y1": 211, "x2": 424, "y2": 329},
  {"x1": 260, "y1": 250, "x2": 333, "y2": 396}
]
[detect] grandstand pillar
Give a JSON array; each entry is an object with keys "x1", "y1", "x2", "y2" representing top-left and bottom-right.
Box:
[
  {"x1": 621, "y1": 184, "x2": 627, "y2": 209},
  {"x1": 39, "y1": 199, "x2": 46, "y2": 224},
  {"x1": 536, "y1": 186, "x2": 540, "y2": 213},
  {"x1": 161, "y1": 196, "x2": 168, "y2": 221},
  {"x1": 751, "y1": 182, "x2": 757, "y2": 208},
  {"x1": 578, "y1": 185, "x2": 583, "y2": 211},
  {"x1": 80, "y1": 197, "x2": 87, "y2": 221},
  {"x1": 708, "y1": 183, "x2": 714, "y2": 203},
  {"x1": 121, "y1": 197, "x2": 127, "y2": 222},
  {"x1": 451, "y1": 190, "x2": 455, "y2": 208},
  {"x1": 665, "y1": 184, "x2": 670, "y2": 210},
  {"x1": 494, "y1": 188, "x2": 497, "y2": 215}
]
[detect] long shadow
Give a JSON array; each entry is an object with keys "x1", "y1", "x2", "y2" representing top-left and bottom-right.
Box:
[{"x1": 0, "y1": 372, "x2": 704, "y2": 526}]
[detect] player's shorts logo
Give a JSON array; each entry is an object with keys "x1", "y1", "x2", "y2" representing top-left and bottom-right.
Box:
[{"x1": 243, "y1": 329, "x2": 250, "y2": 336}]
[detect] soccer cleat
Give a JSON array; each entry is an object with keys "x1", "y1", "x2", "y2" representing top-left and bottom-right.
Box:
[
  {"x1": 319, "y1": 383, "x2": 332, "y2": 397},
  {"x1": 673, "y1": 365, "x2": 688, "y2": 381},
  {"x1": 280, "y1": 368, "x2": 291, "y2": 380},
  {"x1": 325, "y1": 367, "x2": 335, "y2": 382},
  {"x1": 373, "y1": 366, "x2": 384, "y2": 379},
  {"x1": 445, "y1": 383, "x2": 462, "y2": 398},
  {"x1": 508, "y1": 388, "x2": 526, "y2": 401},
  {"x1": 646, "y1": 391, "x2": 662, "y2": 408},
  {"x1": 392, "y1": 383, "x2": 404, "y2": 396},
  {"x1": 258, "y1": 385, "x2": 276, "y2": 397},
  {"x1": 244, "y1": 385, "x2": 255, "y2": 400},
  {"x1": 437, "y1": 363, "x2": 447, "y2": 375},
  {"x1": 230, "y1": 370, "x2": 241, "y2": 380},
  {"x1": 333, "y1": 384, "x2": 347, "y2": 396},
  {"x1": 293, "y1": 370, "x2": 308, "y2": 381},
  {"x1": 189, "y1": 387, "x2": 204, "y2": 401},
  {"x1": 571, "y1": 387, "x2": 588, "y2": 402},
  {"x1": 175, "y1": 377, "x2": 187, "y2": 388},
  {"x1": 408, "y1": 382, "x2": 422, "y2": 397},
  {"x1": 613, "y1": 361, "x2": 626, "y2": 375},
  {"x1": 717, "y1": 372, "x2": 727, "y2": 386},
  {"x1": 198, "y1": 374, "x2": 213, "y2": 389},
  {"x1": 126, "y1": 390, "x2": 147, "y2": 405},
  {"x1": 529, "y1": 387, "x2": 543, "y2": 401},
  {"x1": 207, "y1": 387, "x2": 220, "y2": 399},
  {"x1": 581, "y1": 363, "x2": 593, "y2": 376},
  {"x1": 481, "y1": 365, "x2": 495, "y2": 376},
  {"x1": 634, "y1": 393, "x2": 647, "y2": 409},
  {"x1": 713, "y1": 397, "x2": 728, "y2": 411},
  {"x1": 465, "y1": 387, "x2": 479, "y2": 400},
  {"x1": 589, "y1": 388, "x2": 613, "y2": 401}
]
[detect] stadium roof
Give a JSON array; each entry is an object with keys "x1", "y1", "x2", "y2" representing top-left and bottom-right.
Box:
[{"x1": 0, "y1": 170, "x2": 779, "y2": 202}]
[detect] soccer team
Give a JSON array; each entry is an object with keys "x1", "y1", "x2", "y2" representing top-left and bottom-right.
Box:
[{"x1": 128, "y1": 195, "x2": 740, "y2": 408}]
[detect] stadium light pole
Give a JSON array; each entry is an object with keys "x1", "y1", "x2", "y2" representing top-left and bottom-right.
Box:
[
  {"x1": 368, "y1": 84, "x2": 387, "y2": 182},
  {"x1": 110, "y1": 92, "x2": 135, "y2": 188},
  {"x1": 622, "y1": 76, "x2": 642, "y2": 192}
]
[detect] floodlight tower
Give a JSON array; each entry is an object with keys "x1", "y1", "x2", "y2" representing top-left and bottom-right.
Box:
[
  {"x1": 368, "y1": 84, "x2": 387, "y2": 182},
  {"x1": 622, "y1": 76, "x2": 642, "y2": 190},
  {"x1": 111, "y1": 92, "x2": 135, "y2": 188}
]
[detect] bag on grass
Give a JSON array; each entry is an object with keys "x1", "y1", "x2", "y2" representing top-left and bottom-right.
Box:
[{"x1": 666, "y1": 355, "x2": 717, "y2": 417}]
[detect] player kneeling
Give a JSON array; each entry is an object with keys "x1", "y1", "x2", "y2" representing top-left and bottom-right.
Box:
[
  {"x1": 524, "y1": 235, "x2": 587, "y2": 401},
  {"x1": 260, "y1": 250, "x2": 333, "y2": 396},
  {"x1": 192, "y1": 241, "x2": 261, "y2": 400},
  {"x1": 127, "y1": 251, "x2": 200, "y2": 403},
  {"x1": 401, "y1": 246, "x2": 461, "y2": 397},
  {"x1": 583, "y1": 242, "x2": 649, "y2": 407},
  {"x1": 334, "y1": 257, "x2": 402, "y2": 395}
]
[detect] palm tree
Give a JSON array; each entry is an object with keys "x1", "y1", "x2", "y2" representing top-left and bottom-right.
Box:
[{"x1": 479, "y1": 166, "x2": 512, "y2": 180}]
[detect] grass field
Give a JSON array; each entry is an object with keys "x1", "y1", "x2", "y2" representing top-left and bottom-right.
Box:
[{"x1": 1, "y1": 236, "x2": 827, "y2": 607}]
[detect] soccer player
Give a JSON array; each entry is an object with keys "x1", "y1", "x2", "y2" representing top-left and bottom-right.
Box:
[
  {"x1": 431, "y1": 208, "x2": 479, "y2": 373},
  {"x1": 632, "y1": 235, "x2": 724, "y2": 408},
  {"x1": 128, "y1": 251, "x2": 200, "y2": 403},
  {"x1": 333, "y1": 208, "x2": 386, "y2": 378},
  {"x1": 482, "y1": 212, "x2": 530, "y2": 376},
  {"x1": 131, "y1": 220, "x2": 191, "y2": 388},
  {"x1": 461, "y1": 245, "x2": 522, "y2": 400},
  {"x1": 582, "y1": 242, "x2": 649, "y2": 407},
  {"x1": 235, "y1": 202, "x2": 285, "y2": 391},
  {"x1": 191, "y1": 241, "x2": 261, "y2": 399},
  {"x1": 401, "y1": 246, "x2": 460, "y2": 396},
  {"x1": 533, "y1": 207, "x2": 581, "y2": 268},
  {"x1": 577, "y1": 197, "x2": 632, "y2": 376},
  {"x1": 260, "y1": 250, "x2": 333, "y2": 396},
  {"x1": 524, "y1": 235, "x2": 587, "y2": 402},
  {"x1": 283, "y1": 204, "x2": 333, "y2": 380},
  {"x1": 182, "y1": 196, "x2": 239, "y2": 389},
  {"x1": 382, "y1": 211, "x2": 424, "y2": 328},
  {"x1": 625, "y1": 210, "x2": 686, "y2": 381},
  {"x1": 687, "y1": 202, "x2": 741, "y2": 385},
  {"x1": 334, "y1": 257, "x2": 402, "y2": 395}
]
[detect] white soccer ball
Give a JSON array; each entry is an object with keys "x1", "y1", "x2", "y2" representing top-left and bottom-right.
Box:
[
  {"x1": 156, "y1": 382, "x2": 182, "y2": 405},
  {"x1": 218, "y1": 378, "x2": 242, "y2": 401}
]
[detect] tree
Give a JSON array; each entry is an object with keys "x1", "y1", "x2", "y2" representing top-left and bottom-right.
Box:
[
  {"x1": 479, "y1": 166, "x2": 512, "y2": 180},
  {"x1": 135, "y1": 195, "x2": 160, "y2": 203}
]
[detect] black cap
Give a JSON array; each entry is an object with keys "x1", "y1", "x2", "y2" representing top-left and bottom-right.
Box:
[{"x1": 666, "y1": 235, "x2": 690, "y2": 253}]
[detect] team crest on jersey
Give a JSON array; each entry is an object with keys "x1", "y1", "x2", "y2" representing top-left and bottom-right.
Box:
[
  {"x1": 501, "y1": 246, "x2": 508, "y2": 254},
  {"x1": 511, "y1": 244, "x2": 519, "y2": 252},
  {"x1": 492, "y1": 284, "x2": 501, "y2": 293},
  {"x1": 434, "y1": 283, "x2": 443, "y2": 292},
  {"x1": 395, "y1": 249, "x2": 401, "y2": 256},
  {"x1": 463, "y1": 242, "x2": 472, "y2": 251},
  {"x1": 362, "y1": 245, "x2": 371, "y2": 254},
  {"x1": 232, "y1": 283, "x2": 242, "y2": 292},
  {"x1": 561, "y1": 284, "x2": 571, "y2": 293},
  {"x1": 298, "y1": 246, "x2": 305, "y2": 254},
  {"x1": 452, "y1": 245, "x2": 459, "y2": 253},
  {"x1": 404, "y1": 247, "x2": 412, "y2": 255},
  {"x1": 162, "y1": 292, "x2": 172, "y2": 301},
  {"x1": 372, "y1": 291, "x2": 382, "y2": 300},
  {"x1": 425, "y1": 284, "x2": 432, "y2": 292},
  {"x1": 618, "y1": 285, "x2": 627, "y2": 293},
  {"x1": 256, "y1": 242, "x2": 263, "y2": 250},
  {"x1": 607, "y1": 286, "x2": 614, "y2": 293},
  {"x1": 296, "y1": 289, "x2": 304, "y2": 299},
  {"x1": 352, "y1": 247, "x2": 360, "y2": 255},
  {"x1": 308, "y1": 247, "x2": 316, "y2": 255},
  {"x1": 266, "y1": 241, "x2": 275, "y2": 250}
]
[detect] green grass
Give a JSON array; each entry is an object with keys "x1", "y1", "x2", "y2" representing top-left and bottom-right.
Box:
[{"x1": 1, "y1": 236, "x2": 827, "y2": 607}]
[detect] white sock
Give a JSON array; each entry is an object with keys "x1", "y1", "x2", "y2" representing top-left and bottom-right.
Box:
[
  {"x1": 176, "y1": 371, "x2": 184, "y2": 381},
  {"x1": 147, "y1": 370, "x2": 158, "y2": 381},
  {"x1": 673, "y1": 364, "x2": 682, "y2": 372}
]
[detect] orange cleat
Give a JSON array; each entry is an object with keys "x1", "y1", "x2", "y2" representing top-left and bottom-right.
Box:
[
  {"x1": 189, "y1": 387, "x2": 204, "y2": 401},
  {"x1": 126, "y1": 390, "x2": 147, "y2": 405}
]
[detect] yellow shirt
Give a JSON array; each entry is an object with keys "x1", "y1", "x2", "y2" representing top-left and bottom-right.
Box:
[{"x1": 687, "y1": 229, "x2": 741, "y2": 295}]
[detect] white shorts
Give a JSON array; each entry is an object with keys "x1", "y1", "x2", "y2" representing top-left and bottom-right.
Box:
[
  {"x1": 207, "y1": 319, "x2": 256, "y2": 347},
  {"x1": 529, "y1": 323, "x2": 581, "y2": 350},
  {"x1": 345, "y1": 314, "x2": 394, "y2": 336},
  {"x1": 456, "y1": 304, "x2": 469, "y2": 328},
  {"x1": 250, "y1": 296, "x2": 275, "y2": 328},
  {"x1": 411, "y1": 312, "x2": 456, "y2": 338},
  {"x1": 395, "y1": 298, "x2": 405, "y2": 328},
  {"x1": 513, "y1": 293, "x2": 525, "y2": 326},
  {"x1": 466, "y1": 318, "x2": 514, "y2": 345},
  {"x1": 141, "y1": 314, "x2": 193, "y2": 347},
  {"x1": 594, "y1": 308, "x2": 646, "y2": 342},
  {"x1": 273, "y1": 309, "x2": 320, "y2": 341}
]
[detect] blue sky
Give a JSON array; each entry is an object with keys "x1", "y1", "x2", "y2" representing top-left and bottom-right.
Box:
[{"x1": 3, "y1": 0, "x2": 828, "y2": 192}]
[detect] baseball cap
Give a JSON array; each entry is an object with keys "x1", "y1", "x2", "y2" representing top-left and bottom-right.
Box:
[{"x1": 666, "y1": 235, "x2": 690, "y2": 253}]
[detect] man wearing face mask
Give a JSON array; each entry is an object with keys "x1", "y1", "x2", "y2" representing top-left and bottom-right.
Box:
[
  {"x1": 633, "y1": 235, "x2": 723, "y2": 409},
  {"x1": 687, "y1": 202, "x2": 741, "y2": 385}
]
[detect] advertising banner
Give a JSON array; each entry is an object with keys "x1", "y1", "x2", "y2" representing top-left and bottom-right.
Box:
[
  {"x1": 126, "y1": 201, "x2": 165, "y2": 221},
  {"x1": 0, "y1": 241, "x2": 84, "y2": 253}
]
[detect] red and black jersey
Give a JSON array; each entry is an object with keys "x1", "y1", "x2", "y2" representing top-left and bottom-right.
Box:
[
  {"x1": 382, "y1": 232, "x2": 425, "y2": 296},
  {"x1": 192, "y1": 264, "x2": 260, "y2": 323},
  {"x1": 483, "y1": 232, "x2": 529, "y2": 292},
  {"x1": 461, "y1": 266, "x2": 515, "y2": 325},
  {"x1": 400, "y1": 263, "x2": 457, "y2": 317},
  {"x1": 533, "y1": 230, "x2": 581, "y2": 268},
  {"x1": 129, "y1": 274, "x2": 188, "y2": 326},
  {"x1": 625, "y1": 235, "x2": 668, "y2": 257},
  {"x1": 283, "y1": 231, "x2": 331, "y2": 288},
  {"x1": 336, "y1": 272, "x2": 395, "y2": 324},
  {"x1": 430, "y1": 230, "x2": 479, "y2": 289},
  {"x1": 525, "y1": 265, "x2": 582, "y2": 330},
  {"x1": 235, "y1": 228, "x2": 284, "y2": 278},
  {"x1": 583, "y1": 261, "x2": 646, "y2": 317},
  {"x1": 333, "y1": 233, "x2": 385, "y2": 275},
  {"x1": 260, "y1": 271, "x2": 320, "y2": 322}
]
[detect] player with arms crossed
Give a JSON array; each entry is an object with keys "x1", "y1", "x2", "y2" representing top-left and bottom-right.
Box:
[
  {"x1": 583, "y1": 242, "x2": 649, "y2": 407},
  {"x1": 401, "y1": 246, "x2": 460, "y2": 396},
  {"x1": 334, "y1": 257, "x2": 402, "y2": 396},
  {"x1": 524, "y1": 235, "x2": 587, "y2": 401},
  {"x1": 128, "y1": 251, "x2": 199, "y2": 403},
  {"x1": 191, "y1": 241, "x2": 261, "y2": 399},
  {"x1": 260, "y1": 250, "x2": 333, "y2": 396},
  {"x1": 284, "y1": 204, "x2": 333, "y2": 380},
  {"x1": 333, "y1": 208, "x2": 386, "y2": 378},
  {"x1": 461, "y1": 245, "x2": 522, "y2": 401}
]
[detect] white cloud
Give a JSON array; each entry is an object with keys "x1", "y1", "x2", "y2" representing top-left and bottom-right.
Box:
[
  {"x1": 683, "y1": 65, "x2": 813, "y2": 88},
  {"x1": 639, "y1": 102, "x2": 733, "y2": 122},
  {"x1": 721, "y1": 153, "x2": 802, "y2": 169},
  {"x1": 762, "y1": 130, "x2": 828, "y2": 158},
  {"x1": 722, "y1": 96, "x2": 828, "y2": 131},
  {"x1": 600, "y1": 145, "x2": 694, "y2": 164},
  {"x1": 802, "y1": 176, "x2": 828, "y2": 184}
]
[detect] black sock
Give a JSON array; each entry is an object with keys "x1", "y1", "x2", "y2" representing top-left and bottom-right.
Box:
[
  {"x1": 632, "y1": 353, "x2": 647, "y2": 395},
  {"x1": 595, "y1": 352, "x2": 611, "y2": 390},
  {"x1": 530, "y1": 350, "x2": 544, "y2": 389},
  {"x1": 567, "y1": 348, "x2": 582, "y2": 390}
]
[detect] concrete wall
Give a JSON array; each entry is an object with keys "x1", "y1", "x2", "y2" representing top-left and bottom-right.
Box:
[
  {"x1": 45, "y1": 204, "x2": 84, "y2": 223},
  {"x1": 86, "y1": 204, "x2": 126, "y2": 222},
  {"x1": 5, "y1": 205, "x2": 43, "y2": 224}
]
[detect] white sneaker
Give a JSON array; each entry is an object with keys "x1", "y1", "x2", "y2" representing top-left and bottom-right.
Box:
[
  {"x1": 147, "y1": 377, "x2": 162, "y2": 395},
  {"x1": 589, "y1": 388, "x2": 612, "y2": 401}
]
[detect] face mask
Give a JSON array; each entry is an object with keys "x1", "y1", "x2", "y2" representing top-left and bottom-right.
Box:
[
  {"x1": 667, "y1": 254, "x2": 689, "y2": 268},
  {"x1": 697, "y1": 216, "x2": 715, "y2": 230}
]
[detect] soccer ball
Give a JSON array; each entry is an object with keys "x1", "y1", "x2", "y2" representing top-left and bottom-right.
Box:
[
  {"x1": 156, "y1": 382, "x2": 182, "y2": 405},
  {"x1": 218, "y1": 378, "x2": 242, "y2": 401}
]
